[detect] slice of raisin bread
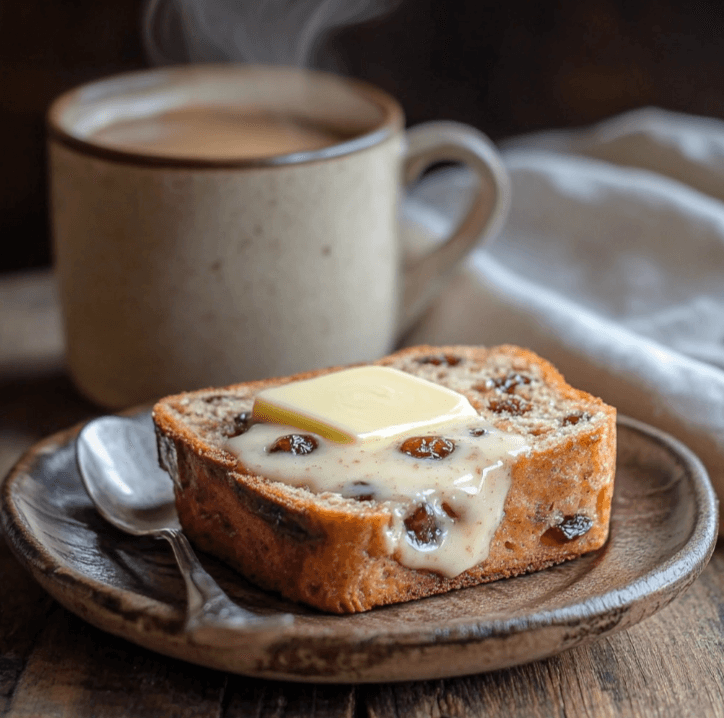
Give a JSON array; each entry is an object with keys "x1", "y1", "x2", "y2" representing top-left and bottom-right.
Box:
[{"x1": 152, "y1": 345, "x2": 616, "y2": 613}]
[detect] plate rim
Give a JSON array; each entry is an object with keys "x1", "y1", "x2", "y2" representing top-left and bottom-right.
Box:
[{"x1": 1, "y1": 413, "x2": 719, "y2": 681}]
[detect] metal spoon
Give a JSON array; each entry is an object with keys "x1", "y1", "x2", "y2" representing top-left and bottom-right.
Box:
[{"x1": 76, "y1": 413, "x2": 293, "y2": 645}]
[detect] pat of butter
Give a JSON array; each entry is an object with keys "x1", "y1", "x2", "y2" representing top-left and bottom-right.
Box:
[{"x1": 252, "y1": 366, "x2": 478, "y2": 443}]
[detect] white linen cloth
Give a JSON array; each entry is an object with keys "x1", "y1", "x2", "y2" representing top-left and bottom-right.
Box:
[{"x1": 404, "y1": 107, "x2": 724, "y2": 530}]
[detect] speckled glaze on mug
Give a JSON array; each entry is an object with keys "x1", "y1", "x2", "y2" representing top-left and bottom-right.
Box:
[{"x1": 48, "y1": 65, "x2": 509, "y2": 408}]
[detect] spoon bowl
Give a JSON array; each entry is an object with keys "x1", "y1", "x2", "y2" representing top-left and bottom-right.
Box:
[
  {"x1": 77, "y1": 413, "x2": 179, "y2": 533},
  {"x1": 76, "y1": 413, "x2": 294, "y2": 644}
]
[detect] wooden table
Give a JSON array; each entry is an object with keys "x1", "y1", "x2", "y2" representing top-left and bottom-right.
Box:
[{"x1": 1, "y1": 270, "x2": 724, "y2": 718}]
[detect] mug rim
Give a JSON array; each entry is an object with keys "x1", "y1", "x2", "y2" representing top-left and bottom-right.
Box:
[{"x1": 47, "y1": 64, "x2": 405, "y2": 169}]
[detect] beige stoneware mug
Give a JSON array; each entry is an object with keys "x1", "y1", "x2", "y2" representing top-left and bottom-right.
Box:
[{"x1": 48, "y1": 65, "x2": 510, "y2": 408}]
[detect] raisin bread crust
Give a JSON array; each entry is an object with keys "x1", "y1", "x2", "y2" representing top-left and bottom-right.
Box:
[{"x1": 152, "y1": 345, "x2": 616, "y2": 613}]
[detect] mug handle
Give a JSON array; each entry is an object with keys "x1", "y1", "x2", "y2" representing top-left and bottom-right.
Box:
[{"x1": 399, "y1": 121, "x2": 511, "y2": 334}]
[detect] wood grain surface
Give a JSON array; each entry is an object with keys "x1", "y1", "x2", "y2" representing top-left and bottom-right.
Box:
[{"x1": 1, "y1": 270, "x2": 724, "y2": 717}]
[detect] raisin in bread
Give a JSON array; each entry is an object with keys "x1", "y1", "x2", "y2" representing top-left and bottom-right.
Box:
[{"x1": 152, "y1": 345, "x2": 616, "y2": 613}]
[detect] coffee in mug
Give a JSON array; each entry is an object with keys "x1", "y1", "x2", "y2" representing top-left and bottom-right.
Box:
[
  {"x1": 89, "y1": 107, "x2": 348, "y2": 160},
  {"x1": 48, "y1": 65, "x2": 509, "y2": 408}
]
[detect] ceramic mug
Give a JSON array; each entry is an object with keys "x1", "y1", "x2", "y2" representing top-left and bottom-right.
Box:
[{"x1": 48, "y1": 65, "x2": 509, "y2": 408}]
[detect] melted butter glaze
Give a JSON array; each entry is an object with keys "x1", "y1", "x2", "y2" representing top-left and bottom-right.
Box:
[{"x1": 226, "y1": 418, "x2": 530, "y2": 578}]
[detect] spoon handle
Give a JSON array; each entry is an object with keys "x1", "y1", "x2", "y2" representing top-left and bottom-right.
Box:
[{"x1": 159, "y1": 527, "x2": 294, "y2": 645}]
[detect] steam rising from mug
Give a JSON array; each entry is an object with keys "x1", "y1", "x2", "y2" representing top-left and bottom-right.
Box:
[{"x1": 142, "y1": 0, "x2": 397, "y2": 67}]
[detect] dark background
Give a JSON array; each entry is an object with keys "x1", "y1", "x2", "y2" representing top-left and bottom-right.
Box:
[{"x1": 2, "y1": 0, "x2": 723, "y2": 274}]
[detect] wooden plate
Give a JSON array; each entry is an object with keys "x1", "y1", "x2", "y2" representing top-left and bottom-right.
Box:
[{"x1": 1, "y1": 414, "x2": 717, "y2": 683}]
